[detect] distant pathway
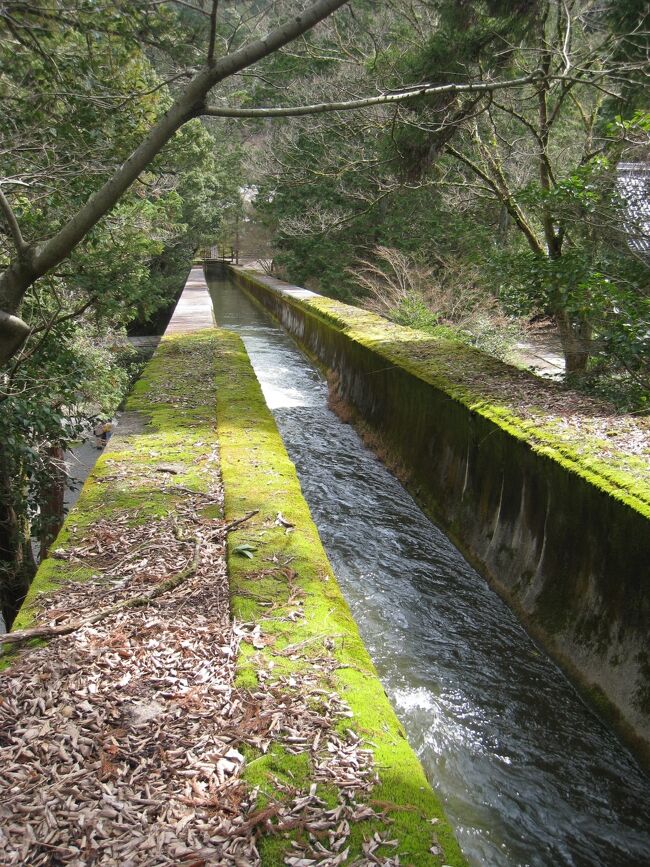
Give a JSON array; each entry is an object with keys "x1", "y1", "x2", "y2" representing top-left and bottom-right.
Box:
[
  {"x1": 509, "y1": 332, "x2": 565, "y2": 379},
  {"x1": 165, "y1": 265, "x2": 214, "y2": 333},
  {"x1": 66, "y1": 266, "x2": 214, "y2": 512},
  {"x1": 238, "y1": 262, "x2": 568, "y2": 381}
]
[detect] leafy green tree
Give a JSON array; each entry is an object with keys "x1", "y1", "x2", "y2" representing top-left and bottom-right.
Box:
[
  {"x1": 0, "y1": 2, "x2": 243, "y2": 623},
  {"x1": 253, "y1": 0, "x2": 648, "y2": 379},
  {"x1": 436, "y1": 2, "x2": 649, "y2": 375},
  {"x1": 0, "y1": 0, "x2": 352, "y2": 360},
  {"x1": 0, "y1": 317, "x2": 135, "y2": 626}
]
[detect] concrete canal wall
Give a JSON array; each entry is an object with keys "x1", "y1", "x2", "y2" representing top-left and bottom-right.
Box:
[
  {"x1": 4, "y1": 268, "x2": 466, "y2": 865},
  {"x1": 227, "y1": 265, "x2": 650, "y2": 765}
]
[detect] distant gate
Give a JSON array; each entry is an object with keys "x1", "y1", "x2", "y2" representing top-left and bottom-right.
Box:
[{"x1": 203, "y1": 245, "x2": 239, "y2": 264}]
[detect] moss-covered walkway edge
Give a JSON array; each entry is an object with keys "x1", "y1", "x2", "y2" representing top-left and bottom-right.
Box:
[
  {"x1": 3, "y1": 327, "x2": 467, "y2": 865},
  {"x1": 228, "y1": 266, "x2": 650, "y2": 768}
]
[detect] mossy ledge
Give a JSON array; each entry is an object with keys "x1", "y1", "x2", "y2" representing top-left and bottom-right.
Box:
[
  {"x1": 226, "y1": 265, "x2": 650, "y2": 769},
  {"x1": 4, "y1": 322, "x2": 466, "y2": 863},
  {"x1": 3, "y1": 330, "x2": 222, "y2": 668},
  {"x1": 214, "y1": 327, "x2": 466, "y2": 865}
]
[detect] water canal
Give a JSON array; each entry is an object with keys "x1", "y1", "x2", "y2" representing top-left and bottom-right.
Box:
[{"x1": 207, "y1": 270, "x2": 650, "y2": 867}]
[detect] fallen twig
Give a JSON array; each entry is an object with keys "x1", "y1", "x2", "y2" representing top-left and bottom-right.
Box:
[
  {"x1": 0, "y1": 540, "x2": 201, "y2": 647},
  {"x1": 225, "y1": 804, "x2": 281, "y2": 836},
  {"x1": 2, "y1": 509, "x2": 261, "y2": 649},
  {"x1": 275, "y1": 633, "x2": 343, "y2": 657},
  {"x1": 222, "y1": 509, "x2": 259, "y2": 533},
  {"x1": 163, "y1": 485, "x2": 221, "y2": 499}
]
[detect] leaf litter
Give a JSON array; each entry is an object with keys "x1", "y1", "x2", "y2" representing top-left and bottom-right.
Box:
[{"x1": 1, "y1": 484, "x2": 407, "y2": 865}]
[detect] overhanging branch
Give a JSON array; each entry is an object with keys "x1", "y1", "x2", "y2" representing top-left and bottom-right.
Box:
[
  {"x1": 0, "y1": 0, "x2": 351, "y2": 304},
  {"x1": 0, "y1": 187, "x2": 27, "y2": 253},
  {"x1": 0, "y1": 0, "x2": 352, "y2": 365},
  {"x1": 202, "y1": 71, "x2": 541, "y2": 118}
]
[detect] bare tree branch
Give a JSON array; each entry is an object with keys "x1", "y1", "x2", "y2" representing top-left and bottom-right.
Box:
[
  {"x1": 0, "y1": 0, "x2": 352, "y2": 363},
  {"x1": 202, "y1": 71, "x2": 541, "y2": 118},
  {"x1": 207, "y1": 0, "x2": 219, "y2": 64},
  {"x1": 445, "y1": 142, "x2": 544, "y2": 257},
  {"x1": 0, "y1": 187, "x2": 27, "y2": 253}
]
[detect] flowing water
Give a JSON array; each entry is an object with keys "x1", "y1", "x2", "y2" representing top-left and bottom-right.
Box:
[{"x1": 207, "y1": 272, "x2": 650, "y2": 867}]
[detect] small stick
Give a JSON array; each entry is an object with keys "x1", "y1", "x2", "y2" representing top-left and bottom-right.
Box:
[
  {"x1": 275, "y1": 633, "x2": 343, "y2": 657},
  {"x1": 163, "y1": 485, "x2": 220, "y2": 499},
  {"x1": 225, "y1": 804, "x2": 280, "y2": 836},
  {"x1": 2, "y1": 509, "x2": 258, "y2": 649},
  {"x1": 222, "y1": 509, "x2": 259, "y2": 533},
  {"x1": 1, "y1": 541, "x2": 201, "y2": 647}
]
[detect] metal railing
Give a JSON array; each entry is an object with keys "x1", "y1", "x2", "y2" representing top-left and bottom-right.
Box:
[{"x1": 202, "y1": 246, "x2": 240, "y2": 264}]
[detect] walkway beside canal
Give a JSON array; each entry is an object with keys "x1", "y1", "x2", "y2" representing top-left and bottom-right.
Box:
[
  {"x1": 165, "y1": 265, "x2": 214, "y2": 332},
  {"x1": 1, "y1": 266, "x2": 463, "y2": 867}
]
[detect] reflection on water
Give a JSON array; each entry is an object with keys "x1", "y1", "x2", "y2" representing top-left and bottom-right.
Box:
[{"x1": 208, "y1": 273, "x2": 650, "y2": 867}]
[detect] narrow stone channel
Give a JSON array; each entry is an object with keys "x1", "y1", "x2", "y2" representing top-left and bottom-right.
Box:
[{"x1": 207, "y1": 271, "x2": 650, "y2": 867}]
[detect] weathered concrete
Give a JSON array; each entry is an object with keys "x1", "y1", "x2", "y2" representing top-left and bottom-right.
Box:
[
  {"x1": 165, "y1": 266, "x2": 214, "y2": 333},
  {"x1": 60, "y1": 266, "x2": 213, "y2": 518},
  {"x1": 226, "y1": 265, "x2": 650, "y2": 767},
  {"x1": 4, "y1": 305, "x2": 466, "y2": 863}
]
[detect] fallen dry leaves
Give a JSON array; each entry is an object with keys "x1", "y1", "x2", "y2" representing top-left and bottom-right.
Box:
[{"x1": 1, "y1": 487, "x2": 403, "y2": 865}]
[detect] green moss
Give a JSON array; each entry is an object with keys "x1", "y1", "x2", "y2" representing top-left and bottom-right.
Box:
[
  {"x1": 244, "y1": 747, "x2": 313, "y2": 864},
  {"x1": 244, "y1": 744, "x2": 312, "y2": 794},
  {"x1": 214, "y1": 328, "x2": 466, "y2": 866},
  {"x1": 5, "y1": 321, "x2": 468, "y2": 863},
  {"x1": 235, "y1": 272, "x2": 650, "y2": 517},
  {"x1": 231, "y1": 269, "x2": 650, "y2": 770},
  {"x1": 316, "y1": 297, "x2": 650, "y2": 514}
]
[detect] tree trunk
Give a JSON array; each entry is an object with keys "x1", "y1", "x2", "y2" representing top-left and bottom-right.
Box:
[
  {"x1": 496, "y1": 203, "x2": 510, "y2": 246},
  {"x1": 39, "y1": 445, "x2": 66, "y2": 562},
  {"x1": 0, "y1": 0, "x2": 352, "y2": 365},
  {"x1": 0, "y1": 448, "x2": 36, "y2": 630},
  {"x1": 555, "y1": 308, "x2": 592, "y2": 376}
]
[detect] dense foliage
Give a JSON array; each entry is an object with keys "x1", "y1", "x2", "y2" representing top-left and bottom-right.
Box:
[
  {"x1": 0, "y1": 1, "x2": 242, "y2": 622},
  {"x1": 247, "y1": 0, "x2": 649, "y2": 393},
  {"x1": 0, "y1": 0, "x2": 648, "y2": 624}
]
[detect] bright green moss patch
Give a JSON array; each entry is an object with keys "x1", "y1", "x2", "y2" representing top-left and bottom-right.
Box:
[
  {"x1": 214, "y1": 327, "x2": 466, "y2": 866},
  {"x1": 308, "y1": 296, "x2": 650, "y2": 515},
  {"x1": 244, "y1": 744, "x2": 312, "y2": 803}
]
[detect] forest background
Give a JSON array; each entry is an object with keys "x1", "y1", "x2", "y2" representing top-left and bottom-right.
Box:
[{"x1": 0, "y1": 0, "x2": 648, "y2": 626}]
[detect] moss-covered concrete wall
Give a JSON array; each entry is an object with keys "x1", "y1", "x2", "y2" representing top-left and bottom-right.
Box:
[
  {"x1": 4, "y1": 331, "x2": 223, "y2": 652},
  {"x1": 229, "y1": 267, "x2": 650, "y2": 766},
  {"x1": 5, "y1": 324, "x2": 466, "y2": 864}
]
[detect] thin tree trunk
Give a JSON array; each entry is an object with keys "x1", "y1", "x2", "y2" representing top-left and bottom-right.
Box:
[
  {"x1": 555, "y1": 308, "x2": 592, "y2": 376},
  {"x1": 39, "y1": 445, "x2": 66, "y2": 562},
  {"x1": 0, "y1": 447, "x2": 36, "y2": 629}
]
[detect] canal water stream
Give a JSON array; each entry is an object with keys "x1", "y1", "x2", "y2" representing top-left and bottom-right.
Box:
[{"x1": 207, "y1": 272, "x2": 650, "y2": 866}]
